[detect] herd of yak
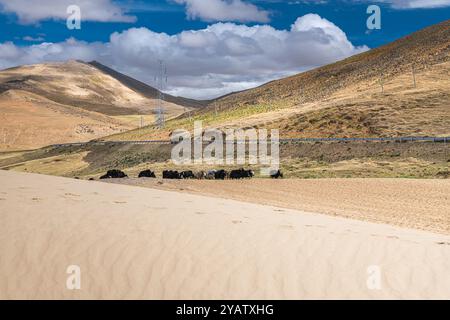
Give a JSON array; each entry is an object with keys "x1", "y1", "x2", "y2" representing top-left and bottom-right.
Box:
[{"x1": 98, "y1": 168, "x2": 283, "y2": 180}]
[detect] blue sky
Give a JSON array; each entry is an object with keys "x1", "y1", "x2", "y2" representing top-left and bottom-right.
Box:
[{"x1": 0, "y1": 0, "x2": 449, "y2": 98}]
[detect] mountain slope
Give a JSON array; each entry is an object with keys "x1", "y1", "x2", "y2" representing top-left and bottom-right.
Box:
[
  {"x1": 88, "y1": 61, "x2": 208, "y2": 109},
  {"x1": 0, "y1": 60, "x2": 194, "y2": 116},
  {"x1": 0, "y1": 89, "x2": 134, "y2": 151},
  {"x1": 109, "y1": 19, "x2": 449, "y2": 141},
  {"x1": 211, "y1": 19, "x2": 450, "y2": 112},
  {"x1": 0, "y1": 60, "x2": 204, "y2": 150}
]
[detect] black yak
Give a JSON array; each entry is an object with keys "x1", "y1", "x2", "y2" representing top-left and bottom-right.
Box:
[
  {"x1": 230, "y1": 169, "x2": 254, "y2": 179},
  {"x1": 214, "y1": 170, "x2": 228, "y2": 180},
  {"x1": 100, "y1": 169, "x2": 128, "y2": 179},
  {"x1": 163, "y1": 170, "x2": 182, "y2": 179},
  {"x1": 181, "y1": 171, "x2": 195, "y2": 179},
  {"x1": 206, "y1": 170, "x2": 216, "y2": 180},
  {"x1": 270, "y1": 170, "x2": 283, "y2": 179},
  {"x1": 138, "y1": 170, "x2": 156, "y2": 178}
]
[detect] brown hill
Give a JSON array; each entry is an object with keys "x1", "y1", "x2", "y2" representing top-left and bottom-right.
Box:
[
  {"x1": 0, "y1": 60, "x2": 197, "y2": 116},
  {"x1": 118, "y1": 19, "x2": 448, "y2": 141},
  {"x1": 0, "y1": 60, "x2": 205, "y2": 150},
  {"x1": 88, "y1": 61, "x2": 208, "y2": 109},
  {"x1": 0, "y1": 89, "x2": 135, "y2": 151},
  {"x1": 212, "y1": 19, "x2": 450, "y2": 112}
]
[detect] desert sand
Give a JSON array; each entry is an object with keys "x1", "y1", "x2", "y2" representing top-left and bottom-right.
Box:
[
  {"x1": 1, "y1": 170, "x2": 450, "y2": 299},
  {"x1": 113, "y1": 178, "x2": 450, "y2": 235}
]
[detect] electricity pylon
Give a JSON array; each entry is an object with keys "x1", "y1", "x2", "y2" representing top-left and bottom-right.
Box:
[{"x1": 155, "y1": 60, "x2": 167, "y2": 129}]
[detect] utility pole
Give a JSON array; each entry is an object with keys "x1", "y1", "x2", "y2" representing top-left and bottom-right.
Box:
[{"x1": 412, "y1": 65, "x2": 417, "y2": 88}]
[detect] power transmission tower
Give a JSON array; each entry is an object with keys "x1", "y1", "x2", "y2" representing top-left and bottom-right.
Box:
[
  {"x1": 155, "y1": 60, "x2": 167, "y2": 129},
  {"x1": 184, "y1": 106, "x2": 192, "y2": 122}
]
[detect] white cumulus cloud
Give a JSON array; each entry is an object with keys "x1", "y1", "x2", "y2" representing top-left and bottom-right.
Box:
[
  {"x1": 0, "y1": 14, "x2": 368, "y2": 99},
  {"x1": 0, "y1": 0, "x2": 136, "y2": 24},
  {"x1": 174, "y1": 0, "x2": 270, "y2": 22},
  {"x1": 355, "y1": 0, "x2": 450, "y2": 9},
  {"x1": 384, "y1": 0, "x2": 450, "y2": 8}
]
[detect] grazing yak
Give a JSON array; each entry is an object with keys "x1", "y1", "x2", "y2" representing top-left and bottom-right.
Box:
[
  {"x1": 206, "y1": 170, "x2": 216, "y2": 180},
  {"x1": 230, "y1": 169, "x2": 254, "y2": 180},
  {"x1": 100, "y1": 169, "x2": 128, "y2": 179},
  {"x1": 195, "y1": 171, "x2": 206, "y2": 180},
  {"x1": 163, "y1": 170, "x2": 182, "y2": 179},
  {"x1": 270, "y1": 170, "x2": 283, "y2": 179},
  {"x1": 181, "y1": 170, "x2": 195, "y2": 179},
  {"x1": 214, "y1": 170, "x2": 228, "y2": 180},
  {"x1": 138, "y1": 170, "x2": 156, "y2": 178}
]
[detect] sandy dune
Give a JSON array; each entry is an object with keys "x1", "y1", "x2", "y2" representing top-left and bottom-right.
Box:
[
  {"x1": 114, "y1": 178, "x2": 450, "y2": 235},
  {"x1": 1, "y1": 170, "x2": 450, "y2": 299}
]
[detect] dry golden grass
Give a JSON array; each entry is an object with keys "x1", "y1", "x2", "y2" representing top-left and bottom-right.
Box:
[
  {"x1": 111, "y1": 115, "x2": 156, "y2": 127},
  {"x1": 2, "y1": 152, "x2": 89, "y2": 177},
  {"x1": 280, "y1": 157, "x2": 448, "y2": 179},
  {"x1": 271, "y1": 61, "x2": 450, "y2": 138},
  {"x1": 0, "y1": 150, "x2": 27, "y2": 161}
]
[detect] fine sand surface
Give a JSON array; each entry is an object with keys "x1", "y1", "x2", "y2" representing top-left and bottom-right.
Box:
[
  {"x1": 108, "y1": 178, "x2": 450, "y2": 235},
  {"x1": 1, "y1": 170, "x2": 450, "y2": 299}
]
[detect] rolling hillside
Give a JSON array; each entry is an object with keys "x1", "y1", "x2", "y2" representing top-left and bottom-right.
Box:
[
  {"x1": 0, "y1": 60, "x2": 203, "y2": 150},
  {"x1": 213, "y1": 19, "x2": 450, "y2": 138},
  {"x1": 108, "y1": 19, "x2": 449, "y2": 141},
  {"x1": 0, "y1": 89, "x2": 135, "y2": 151},
  {"x1": 212, "y1": 19, "x2": 450, "y2": 111},
  {"x1": 88, "y1": 61, "x2": 208, "y2": 109}
]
